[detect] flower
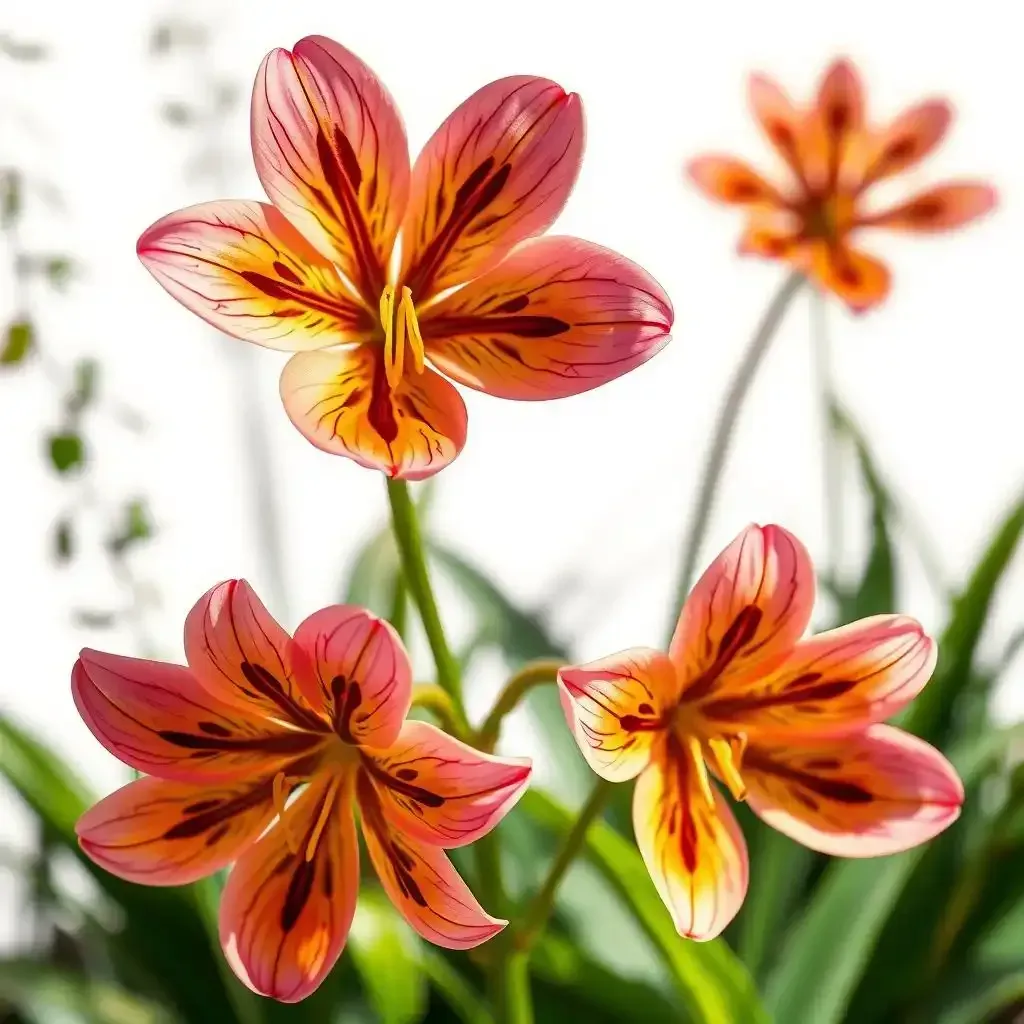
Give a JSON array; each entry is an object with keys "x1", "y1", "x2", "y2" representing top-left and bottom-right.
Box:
[
  {"x1": 72, "y1": 581, "x2": 530, "y2": 1001},
  {"x1": 138, "y1": 36, "x2": 673, "y2": 480},
  {"x1": 558, "y1": 524, "x2": 962, "y2": 940},
  {"x1": 687, "y1": 58, "x2": 996, "y2": 312}
]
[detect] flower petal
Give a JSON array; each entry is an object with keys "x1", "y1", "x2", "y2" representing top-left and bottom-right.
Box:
[
  {"x1": 744, "y1": 724, "x2": 963, "y2": 856},
  {"x1": 558, "y1": 648, "x2": 680, "y2": 782},
  {"x1": 399, "y1": 76, "x2": 583, "y2": 302},
  {"x1": 76, "y1": 774, "x2": 275, "y2": 885},
  {"x1": 859, "y1": 100, "x2": 952, "y2": 188},
  {"x1": 860, "y1": 183, "x2": 997, "y2": 233},
  {"x1": 670, "y1": 524, "x2": 814, "y2": 701},
  {"x1": 290, "y1": 605, "x2": 412, "y2": 749},
  {"x1": 280, "y1": 344, "x2": 467, "y2": 481},
  {"x1": 358, "y1": 773, "x2": 505, "y2": 949},
  {"x1": 184, "y1": 580, "x2": 326, "y2": 732},
  {"x1": 72, "y1": 650, "x2": 322, "y2": 783},
  {"x1": 220, "y1": 770, "x2": 359, "y2": 1002},
  {"x1": 805, "y1": 58, "x2": 865, "y2": 190},
  {"x1": 632, "y1": 736, "x2": 749, "y2": 940},
  {"x1": 737, "y1": 208, "x2": 803, "y2": 260},
  {"x1": 802, "y1": 241, "x2": 891, "y2": 313},
  {"x1": 687, "y1": 155, "x2": 784, "y2": 206},
  {"x1": 363, "y1": 721, "x2": 530, "y2": 847},
  {"x1": 137, "y1": 201, "x2": 373, "y2": 351},
  {"x1": 419, "y1": 236, "x2": 672, "y2": 400},
  {"x1": 748, "y1": 72, "x2": 813, "y2": 186},
  {"x1": 252, "y1": 35, "x2": 410, "y2": 303},
  {"x1": 698, "y1": 615, "x2": 936, "y2": 737}
]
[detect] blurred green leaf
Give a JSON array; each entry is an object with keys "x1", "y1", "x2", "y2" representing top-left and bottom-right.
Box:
[
  {"x1": 349, "y1": 890, "x2": 427, "y2": 1024},
  {"x1": 520, "y1": 790, "x2": 767, "y2": 1024},
  {"x1": 67, "y1": 358, "x2": 98, "y2": 414},
  {"x1": 45, "y1": 255, "x2": 76, "y2": 291},
  {"x1": 161, "y1": 102, "x2": 195, "y2": 127},
  {"x1": 48, "y1": 432, "x2": 85, "y2": 474},
  {"x1": 1, "y1": 320, "x2": 34, "y2": 365},
  {"x1": 54, "y1": 517, "x2": 73, "y2": 563},
  {"x1": 343, "y1": 527, "x2": 401, "y2": 619},
  {"x1": 108, "y1": 499, "x2": 153, "y2": 556}
]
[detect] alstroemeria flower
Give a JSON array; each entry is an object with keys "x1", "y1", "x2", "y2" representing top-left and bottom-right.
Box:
[
  {"x1": 138, "y1": 35, "x2": 673, "y2": 480},
  {"x1": 559, "y1": 524, "x2": 962, "y2": 940},
  {"x1": 687, "y1": 58, "x2": 996, "y2": 312},
  {"x1": 72, "y1": 581, "x2": 530, "y2": 1001}
]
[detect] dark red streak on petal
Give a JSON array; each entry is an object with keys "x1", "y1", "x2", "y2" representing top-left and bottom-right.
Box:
[
  {"x1": 367, "y1": 348, "x2": 399, "y2": 443},
  {"x1": 681, "y1": 606, "x2": 764, "y2": 703},
  {"x1": 163, "y1": 778, "x2": 276, "y2": 840},
  {"x1": 420, "y1": 314, "x2": 571, "y2": 339},
  {"x1": 665, "y1": 735, "x2": 699, "y2": 872},
  {"x1": 155, "y1": 728, "x2": 323, "y2": 757},
  {"x1": 357, "y1": 773, "x2": 429, "y2": 906},
  {"x1": 700, "y1": 677, "x2": 858, "y2": 721},
  {"x1": 361, "y1": 755, "x2": 445, "y2": 808},
  {"x1": 239, "y1": 661, "x2": 329, "y2": 733},
  {"x1": 236, "y1": 269, "x2": 371, "y2": 328},
  {"x1": 744, "y1": 749, "x2": 874, "y2": 803}
]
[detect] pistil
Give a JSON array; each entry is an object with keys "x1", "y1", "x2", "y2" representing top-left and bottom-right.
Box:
[{"x1": 379, "y1": 284, "x2": 426, "y2": 388}]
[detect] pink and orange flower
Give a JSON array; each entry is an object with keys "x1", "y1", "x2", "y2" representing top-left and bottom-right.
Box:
[
  {"x1": 559, "y1": 524, "x2": 962, "y2": 940},
  {"x1": 687, "y1": 58, "x2": 996, "y2": 312},
  {"x1": 72, "y1": 581, "x2": 530, "y2": 1001},
  {"x1": 138, "y1": 35, "x2": 673, "y2": 480}
]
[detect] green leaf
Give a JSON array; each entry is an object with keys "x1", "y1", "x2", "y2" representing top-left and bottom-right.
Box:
[
  {"x1": 1, "y1": 320, "x2": 34, "y2": 365},
  {"x1": 54, "y1": 517, "x2": 73, "y2": 563},
  {"x1": 48, "y1": 432, "x2": 85, "y2": 473},
  {"x1": 43, "y1": 255, "x2": 76, "y2": 291},
  {"x1": 343, "y1": 527, "x2": 402, "y2": 618},
  {"x1": 108, "y1": 499, "x2": 154, "y2": 556},
  {"x1": 1, "y1": 169, "x2": 22, "y2": 227},
  {"x1": 419, "y1": 950, "x2": 491, "y2": 1024},
  {"x1": 348, "y1": 890, "x2": 427, "y2": 1024},
  {"x1": 69, "y1": 358, "x2": 98, "y2": 411},
  {"x1": 520, "y1": 790, "x2": 767, "y2": 1024}
]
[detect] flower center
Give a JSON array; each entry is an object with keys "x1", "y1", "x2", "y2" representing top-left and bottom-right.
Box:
[
  {"x1": 673, "y1": 706, "x2": 749, "y2": 808},
  {"x1": 803, "y1": 192, "x2": 856, "y2": 241},
  {"x1": 379, "y1": 284, "x2": 426, "y2": 389}
]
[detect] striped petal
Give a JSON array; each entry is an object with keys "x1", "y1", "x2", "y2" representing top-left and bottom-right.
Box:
[
  {"x1": 279, "y1": 344, "x2": 467, "y2": 481},
  {"x1": 220, "y1": 770, "x2": 358, "y2": 1002},
  {"x1": 801, "y1": 241, "x2": 891, "y2": 313},
  {"x1": 860, "y1": 183, "x2": 997, "y2": 233},
  {"x1": 805, "y1": 58, "x2": 866, "y2": 190},
  {"x1": 744, "y1": 725, "x2": 963, "y2": 856},
  {"x1": 670, "y1": 524, "x2": 814, "y2": 702},
  {"x1": 687, "y1": 156, "x2": 784, "y2": 206},
  {"x1": 76, "y1": 774, "x2": 275, "y2": 885},
  {"x1": 252, "y1": 35, "x2": 410, "y2": 303},
  {"x1": 698, "y1": 615, "x2": 936, "y2": 738},
  {"x1": 748, "y1": 72, "x2": 814, "y2": 188},
  {"x1": 137, "y1": 201, "x2": 372, "y2": 350},
  {"x1": 859, "y1": 100, "x2": 952, "y2": 188},
  {"x1": 558, "y1": 648, "x2": 680, "y2": 782},
  {"x1": 363, "y1": 721, "x2": 531, "y2": 847},
  {"x1": 632, "y1": 735, "x2": 748, "y2": 940},
  {"x1": 71, "y1": 650, "x2": 321, "y2": 783},
  {"x1": 358, "y1": 773, "x2": 505, "y2": 949},
  {"x1": 290, "y1": 605, "x2": 412, "y2": 749},
  {"x1": 419, "y1": 236, "x2": 672, "y2": 400},
  {"x1": 399, "y1": 76, "x2": 583, "y2": 302}
]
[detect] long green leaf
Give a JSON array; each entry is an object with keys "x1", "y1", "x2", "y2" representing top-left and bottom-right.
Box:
[{"x1": 520, "y1": 790, "x2": 767, "y2": 1023}]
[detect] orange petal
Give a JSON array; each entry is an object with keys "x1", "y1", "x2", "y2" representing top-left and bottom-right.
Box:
[
  {"x1": 737, "y1": 207, "x2": 803, "y2": 260},
  {"x1": 76, "y1": 774, "x2": 275, "y2": 885},
  {"x1": 219, "y1": 770, "x2": 358, "y2": 1002},
  {"x1": 632, "y1": 736, "x2": 748, "y2": 940},
  {"x1": 357, "y1": 772, "x2": 505, "y2": 949},
  {"x1": 801, "y1": 241, "x2": 891, "y2": 313},
  {"x1": 279, "y1": 344, "x2": 467, "y2": 481},
  {"x1": 252, "y1": 36, "x2": 410, "y2": 303},
  {"x1": 748, "y1": 72, "x2": 813, "y2": 186},
  {"x1": 699, "y1": 615, "x2": 935, "y2": 738},
  {"x1": 670, "y1": 524, "x2": 814, "y2": 702},
  {"x1": 290, "y1": 605, "x2": 412, "y2": 749},
  {"x1": 419, "y1": 236, "x2": 672, "y2": 400},
  {"x1": 184, "y1": 580, "x2": 326, "y2": 732},
  {"x1": 558, "y1": 648, "x2": 680, "y2": 782},
  {"x1": 72, "y1": 650, "x2": 321, "y2": 783},
  {"x1": 137, "y1": 201, "x2": 373, "y2": 351},
  {"x1": 806, "y1": 58, "x2": 866, "y2": 190},
  {"x1": 859, "y1": 100, "x2": 952, "y2": 188},
  {"x1": 744, "y1": 724, "x2": 963, "y2": 856},
  {"x1": 398, "y1": 76, "x2": 583, "y2": 302},
  {"x1": 363, "y1": 721, "x2": 530, "y2": 847},
  {"x1": 860, "y1": 182, "x2": 997, "y2": 233},
  {"x1": 687, "y1": 156, "x2": 784, "y2": 206}
]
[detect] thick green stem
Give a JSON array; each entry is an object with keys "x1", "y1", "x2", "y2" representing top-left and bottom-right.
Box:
[
  {"x1": 385, "y1": 478, "x2": 468, "y2": 736},
  {"x1": 516, "y1": 780, "x2": 613, "y2": 949},
  {"x1": 668, "y1": 271, "x2": 805, "y2": 636},
  {"x1": 476, "y1": 659, "x2": 564, "y2": 752}
]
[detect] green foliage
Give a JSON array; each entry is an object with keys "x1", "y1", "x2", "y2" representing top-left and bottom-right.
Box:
[
  {"x1": 47, "y1": 431, "x2": 85, "y2": 473},
  {"x1": 1, "y1": 319, "x2": 34, "y2": 365}
]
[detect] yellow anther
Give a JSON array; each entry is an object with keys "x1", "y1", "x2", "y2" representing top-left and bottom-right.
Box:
[
  {"x1": 685, "y1": 735, "x2": 716, "y2": 810},
  {"x1": 707, "y1": 734, "x2": 748, "y2": 802},
  {"x1": 380, "y1": 285, "x2": 426, "y2": 389},
  {"x1": 379, "y1": 285, "x2": 397, "y2": 387},
  {"x1": 272, "y1": 772, "x2": 300, "y2": 856},
  {"x1": 400, "y1": 286, "x2": 426, "y2": 374},
  {"x1": 305, "y1": 776, "x2": 341, "y2": 863}
]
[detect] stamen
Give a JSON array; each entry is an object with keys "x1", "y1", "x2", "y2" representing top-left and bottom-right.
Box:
[
  {"x1": 685, "y1": 735, "x2": 716, "y2": 809},
  {"x1": 272, "y1": 771, "x2": 300, "y2": 856},
  {"x1": 305, "y1": 775, "x2": 341, "y2": 863},
  {"x1": 400, "y1": 287, "x2": 426, "y2": 375},
  {"x1": 379, "y1": 285, "x2": 397, "y2": 388},
  {"x1": 707, "y1": 735, "x2": 748, "y2": 802}
]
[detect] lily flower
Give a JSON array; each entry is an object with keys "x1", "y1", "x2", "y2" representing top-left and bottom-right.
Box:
[
  {"x1": 138, "y1": 35, "x2": 673, "y2": 479},
  {"x1": 687, "y1": 58, "x2": 996, "y2": 312},
  {"x1": 558, "y1": 524, "x2": 962, "y2": 940},
  {"x1": 72, "y1": 581, "x2": 530, "y2": 1001}
]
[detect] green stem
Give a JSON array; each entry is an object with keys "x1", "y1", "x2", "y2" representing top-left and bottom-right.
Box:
[
  {"x1": 811, "y1": 287, "x2": 842, "y2": 573},
  {"x1": 668, "y1": 270, "x2": 805, "y2": 635},
  {"x1": 516, "y1": 780, "x2": 613, "y2": 949},
  {"x1": 410, "y1": 683, "x2": 460, "y2": 734},
  {"x1": 385, "y1": 478, "x2": 468, "y2": 736},
  {"x1": 476, "y1": 659, "x2": 564, "y2": 752}
]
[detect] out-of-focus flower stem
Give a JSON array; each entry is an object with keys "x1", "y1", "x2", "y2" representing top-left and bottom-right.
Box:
[
  {"x1": 476, "y1": 658, "x2": 565, "y2": 752},
  {"x1": 811, "y1": 287, "x2": 843, "y2": 572},
  {"x1": 668, "y1": 270, "x2": 805, "y2": 635}
]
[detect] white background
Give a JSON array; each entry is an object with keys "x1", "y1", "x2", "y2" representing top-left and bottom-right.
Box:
[{"x1": 1, "y1": 0, "x2": 1021, "y2": 948}]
